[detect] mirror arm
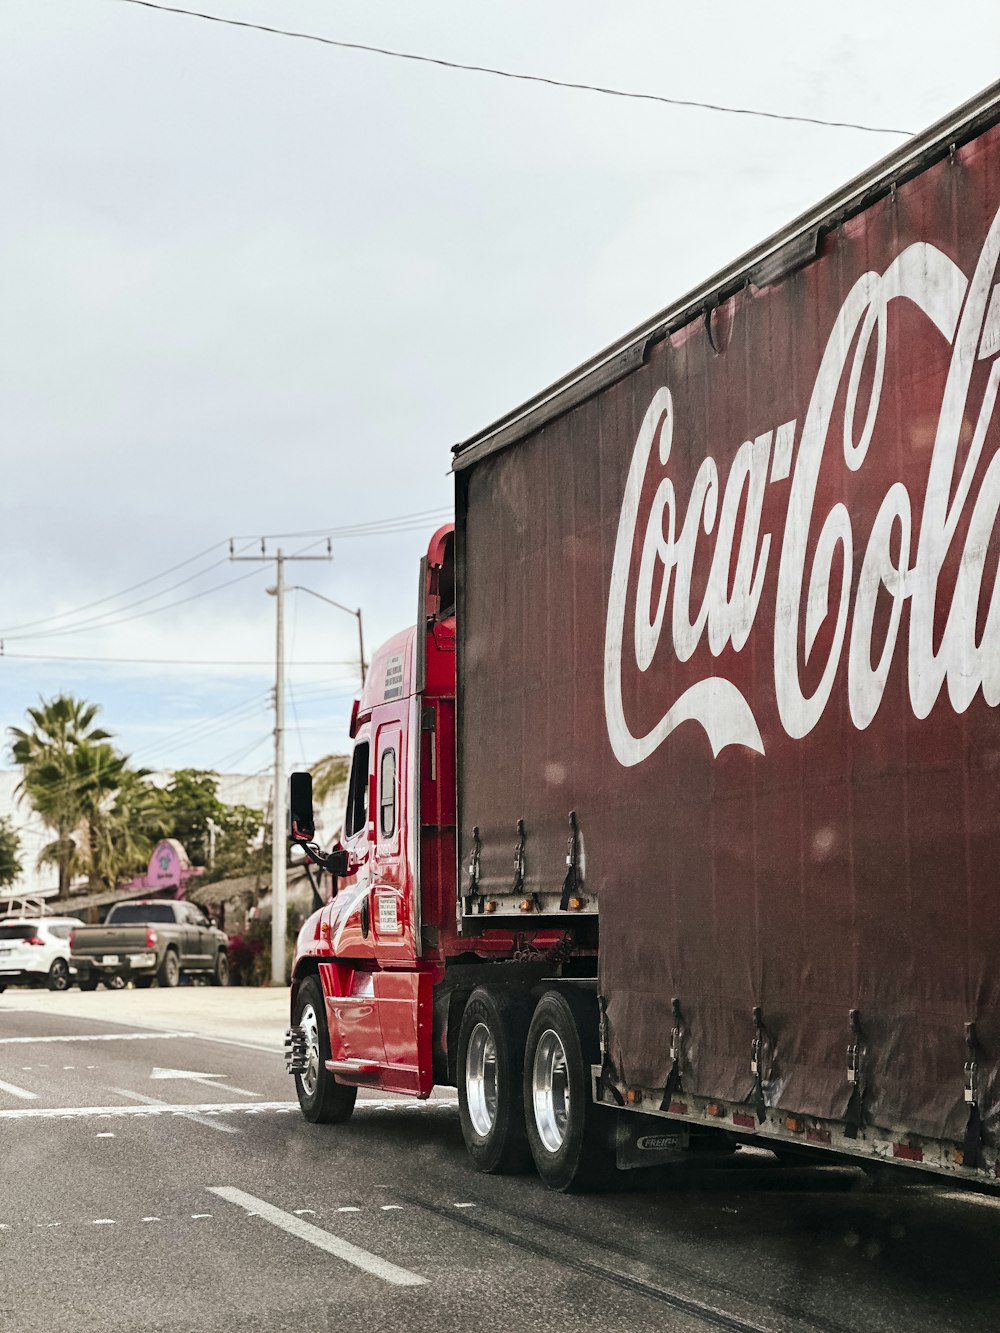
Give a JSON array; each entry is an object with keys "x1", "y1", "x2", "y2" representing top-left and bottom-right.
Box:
[{"x1": 297, "y1": 840, "x2": 338, "y2": 874}]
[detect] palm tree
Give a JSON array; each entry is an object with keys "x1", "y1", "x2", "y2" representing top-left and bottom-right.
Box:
[{"x1": 8, "y1": 695, "x2": 112, "y2": 898}]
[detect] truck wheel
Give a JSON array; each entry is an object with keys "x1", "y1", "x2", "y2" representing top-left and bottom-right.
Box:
[
  {"x1": 457, "y1": 987, "x2": 532, "y2": 1174},
  {"x1": 157, "y1": 950, "x2": 180, "y2": 988},
  {"x1": 210, "y1": 951, "x2": 230, "y2": 987},
  {"x1": 78, "y1": 977, "x2": 99, "y2": 992},
  {"x1": 523, "y1": 989, "x2": 617, "y2": 1192},
  {"x1": 47, "y1": 959, "x2": 71, "y2": 992},
  {"x1": 134, "y1": 977, "x2": 153, "y2": 989},
  {"x1": 293, "y1": 975, "x2": 357, "y2": 1124}
]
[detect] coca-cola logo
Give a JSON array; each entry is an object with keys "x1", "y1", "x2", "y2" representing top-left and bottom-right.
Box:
[{"x1": 605, "y1": 204, "x2": 1000, "y2": 765}]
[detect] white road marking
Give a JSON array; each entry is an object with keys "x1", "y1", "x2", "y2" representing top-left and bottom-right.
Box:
[
  {"x1": 92, "y1": 1219, "x2": 116, "y2": 1225},
  {"x1": 453, "y1": 1202, "x2": 475, "y2": 1208},
  {"x1": 0, "y1": 1032, "x2": 198, "y2": 1045},
  {"x1": 337, "y1": 1206, "x2": 361, "y2": 1213},
  {"x1": 0, "y1": 1097, "x2": 456, "y2": 1122},
  {"x1": 191, "y1": 1213, "x2": 213, "y2": 1219},
  {"x1": 62, "y1": 1066, "x2": 75, "y2": 1070},
  {"x1": 95, "y1": 1132, "x2": 115, "y2": 1138},
  {"x1": 294, "y1": 1209, "x2": 316, "y2": 1216},
  {"x1": 142, "y1": 1217, "x2": 160, "y2": 1223},
  {"x1": 0, "y1": 1098, "x2": 297, "y2": 1119},
  {"x1": 209, "y1": 1187, "x2": 428, "y2": 1287},
  {"x1": 114, "y1": 1088, "x2": 239, "y2": 1133},
  {"x1": 381, "y1": 1205, "x2": 404, "y2": 1211},
  {"x1": 0, "y1": 1078, "x2": 38, "y2": 1101},
  {"x1": 150, "y1": 1067, "x2": 261, "y2": 1098}
]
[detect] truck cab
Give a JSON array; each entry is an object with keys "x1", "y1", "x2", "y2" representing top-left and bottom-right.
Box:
[{"x1": 288, "y1": 526, "x2": 458, "y2": 1097}]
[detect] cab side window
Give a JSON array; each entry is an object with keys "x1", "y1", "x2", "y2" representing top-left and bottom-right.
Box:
[
  {"x1": 379, "y1": 748, "x2": 397, "y2": 839},
  {"x1": 344, "y1": 741, "x2": 370, "y2": 837}
]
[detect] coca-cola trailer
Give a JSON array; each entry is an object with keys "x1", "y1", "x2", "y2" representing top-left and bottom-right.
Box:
[{"x1": 286, "y1": 79, "x2": 1000, "y2": 1189}]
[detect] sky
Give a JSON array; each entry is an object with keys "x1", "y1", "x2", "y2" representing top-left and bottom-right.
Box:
[{"x1": 2, "y1": 0, "x2": 1000, "y2": 782}]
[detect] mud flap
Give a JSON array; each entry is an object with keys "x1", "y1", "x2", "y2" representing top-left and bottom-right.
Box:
[{"x1": 614, "y1": 1112, "x2": 689, "y2": 1170}]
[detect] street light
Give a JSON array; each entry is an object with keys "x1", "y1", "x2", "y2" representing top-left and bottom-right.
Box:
[{"x1": 288, "y1": 585, "x2": 367, "y2": 688}]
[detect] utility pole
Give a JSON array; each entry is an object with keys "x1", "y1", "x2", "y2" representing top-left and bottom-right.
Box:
[{"x1": 231, "y1": 539, "x2": 331, "y2": 985}]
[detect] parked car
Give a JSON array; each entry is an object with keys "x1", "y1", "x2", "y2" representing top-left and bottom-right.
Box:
[
  {"x1": 0, "y1": 917, "x2": 83, "y2": 992},
  {"x1": 70, "y1": 899, "x2": 230, "y2": 989}
]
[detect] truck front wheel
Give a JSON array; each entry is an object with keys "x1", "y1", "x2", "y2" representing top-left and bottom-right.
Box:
[
  {"x1": 524, "y1": 989, "x2": 616, "y2": 1192},
  {"x1": 293, "y1": 975, "x2": 357, "y2": 1124},
  {"x1": 457, "y1": 987, "x2": 532, "y2": 1174}
]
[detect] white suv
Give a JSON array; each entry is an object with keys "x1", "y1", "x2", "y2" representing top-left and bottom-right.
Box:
[{"x1": 0, "y1": 918, "x2": 83, "y2": 993}]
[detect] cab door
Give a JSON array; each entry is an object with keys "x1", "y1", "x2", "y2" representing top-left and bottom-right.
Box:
[
  {"x1": 327, "y1": 733, "x2": 376, "y2": 961},
  {"x1": 370, "y1": 714, "x2": 417, "y2": 965}
]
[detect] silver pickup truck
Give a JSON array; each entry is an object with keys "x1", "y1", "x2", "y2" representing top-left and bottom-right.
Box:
[{"x1": 70, "y1": 900, "x2": 230, "y2": 989}]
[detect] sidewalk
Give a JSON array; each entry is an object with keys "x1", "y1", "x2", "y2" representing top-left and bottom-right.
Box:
[{"x1": 0, "y1": 985, "x2": 291, "y2": 1050}]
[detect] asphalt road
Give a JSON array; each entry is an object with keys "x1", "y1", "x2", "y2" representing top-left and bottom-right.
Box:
[{"x1": 3, "y1": 1000, "x2": 1000, "y2": 1333}]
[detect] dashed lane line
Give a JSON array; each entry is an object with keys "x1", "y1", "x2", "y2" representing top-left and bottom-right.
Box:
[
  {"x1": 209, "y1": 1187, "x2": 428, "y2": 1287},
  {"x1": 0, "y1": 1078, "x2": 38, "y2": 1101}
]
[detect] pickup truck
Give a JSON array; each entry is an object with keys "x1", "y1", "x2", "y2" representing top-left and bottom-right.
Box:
[{"x1": 70, "y1": 900, "x2": 230, "y2": 989}]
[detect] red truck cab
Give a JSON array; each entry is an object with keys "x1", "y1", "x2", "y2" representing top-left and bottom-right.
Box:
[{"x1": 286, "y1": 526, "x2": 578, "y2": 1124}]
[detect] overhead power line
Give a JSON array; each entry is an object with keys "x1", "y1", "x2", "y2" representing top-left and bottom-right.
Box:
[
  {"x1": 1, "y1": 565, "x2": 268, "y2": 643},
  {"x1": 2, "y1": 507, "x2": 448, "y2": 641},
  {"x1": 114, "y1": 0, "x2": 913, "y2": 137},
  {"x1": 0, "y1": 540, "x2": 228, "y2": 638}
]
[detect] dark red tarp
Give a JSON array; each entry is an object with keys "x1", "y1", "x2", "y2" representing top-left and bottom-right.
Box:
[{"x1": 457, "y1": 117, "x2": 1000, "y2": 1147}]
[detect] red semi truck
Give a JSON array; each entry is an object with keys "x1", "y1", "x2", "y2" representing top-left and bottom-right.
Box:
[{"x1": 285, "y1": 79, "x2": 1000, "y2": 1190}]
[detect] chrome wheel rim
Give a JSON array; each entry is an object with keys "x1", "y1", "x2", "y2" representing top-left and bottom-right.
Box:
[
  {"x1": 300, "y1": 1003, "x2": 321, "y2": 1097},
  {"x1": 532, "y1": 1029, "x2": 570, "y2": 1153},
  {"x1": 51, "y1": 961, "x2": 69, "y2": 991},
  {"x1": 466, "y1": 1022, "x2": 498, "y2": 1137}
]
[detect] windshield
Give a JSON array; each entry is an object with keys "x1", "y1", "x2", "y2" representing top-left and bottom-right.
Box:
[{"x1": 106, "y1": 904, "x2": 176, "y2": 924}]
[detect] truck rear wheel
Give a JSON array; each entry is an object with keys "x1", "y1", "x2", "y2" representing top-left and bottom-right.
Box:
[
  {"x1": 457, "y1": 987, "x2": 532, "y2": 1174},
  {"x1": 524, "y1": 989, "x2": 617, "y2": 1192},
  {"x1": 157, "y1": 949, "x2": 179, "y2": 988},
  {"x1": 293, "y1": 974, "x2": 358, "y2": 1124},
  {"x1": 211, "y1": 951, "x2": 230, "y2": 987}
]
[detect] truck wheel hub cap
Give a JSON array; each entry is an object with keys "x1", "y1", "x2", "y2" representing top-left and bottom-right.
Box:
[
  {"x1": 299, "y1": 1003, "x2": 321, "y2": 1097},
  {"x1": 466, "y1": 1022, "x2": 498, "y2": 1137},
  {"x1": 532, "y1": 1029, "x2": 570, "y2": 1153}
]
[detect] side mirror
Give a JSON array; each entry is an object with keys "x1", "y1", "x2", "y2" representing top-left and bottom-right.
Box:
[{"x1": 289, "y1": 772, "x2": 315, "y2": 842}]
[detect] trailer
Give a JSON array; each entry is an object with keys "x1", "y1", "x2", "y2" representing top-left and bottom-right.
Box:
[{"x1": 286, "y1": 79, "x2": 1000, "y2": 1189}]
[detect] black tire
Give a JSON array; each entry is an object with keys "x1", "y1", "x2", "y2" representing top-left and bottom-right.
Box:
[
  {"x1": 78, "y1": 977, "x2": 99, "y2": 992},
  {"x1": 134, "y1": 976, "x2": 154, "y2": 989},
  {"x1": 523, "y1": 989, "x2": 617, "y2": 1192},
  {"x1": 0, "y1": 983, "x2": 6, "y2": 993},
  {"x1": 47, "y1": 959, "x2": 71, "y2": 992},
  {"x1": 157, "y1": 950, "x2": 180, "y2": 989},
  {"x1": 210, "y1": 951, "x2": 230, "y2": 987},
  {"x1": 293, "y1": 974, "x2": 357, "y2": 1124},
  {"x1": 457, "y1": 986, "x2": 532, "y2": 1174}
]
